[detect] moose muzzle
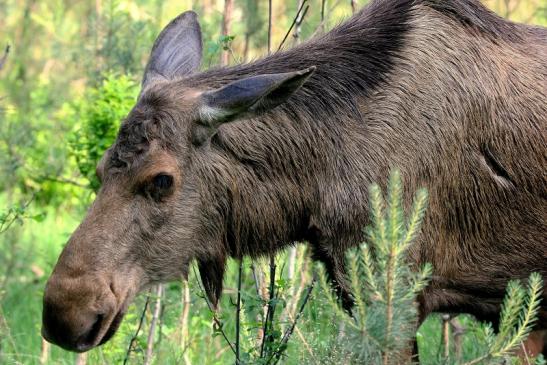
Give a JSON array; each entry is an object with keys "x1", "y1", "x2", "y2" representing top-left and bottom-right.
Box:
[{"x1": 41, "y1": 270, "x2": 128, "y2": 352}]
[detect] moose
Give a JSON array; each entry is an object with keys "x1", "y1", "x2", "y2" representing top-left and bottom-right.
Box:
[{"x1": 42, "y1": 0, "x2": 546, "y2": 358}]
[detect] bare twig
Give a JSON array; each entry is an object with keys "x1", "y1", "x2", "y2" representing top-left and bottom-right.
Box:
[
  {"x1": 520, "y1": 341, "x2": 532, "y2": 365},
  {"x1": 451, "y1": 317, "x2": 465, "y2": 362},
  {"x1": 123, "y1": 293, "x2": 151, "y2": 365},
  {"x1": 251, "y1": 262, "x2": 267, "y2": 346},
  {"x1": 268, "y1": 0, "x2": 273, "y2": 54},
  {"x1": 220, "y1": 0, "x2": 234, "y2": 66},
  {"x1": 293, "y1": 324, "x2": 317, "y2": 361},
  {"x1": 250, "y1": 263, "x2": 262, "y2": 298},
  {"x1": 235, "y1": 260, "x2": 243, "y2": 364},
  {"x1": 312, "y1": 0, "x2": 343, "y2": 37},
  {"x1": 35, "y1": 175, "x2": 87, "y2": 188},
  {"x1": 287, "y1": 248, "x2": 297, "y2": 282},
  {"x1": 278, "y1": 0, "x2": 310, "y2": 51},
  {"x1": 144, "y1": 284, "x2": 163, "y2": 365},
  {"x1": 192, "y1": 266, "x2": 237, "y2": 357},
  {"x1": 281, "y1": 248, "x2": 307, "y2": 330},
  {"x1": 40, "y1": 338, "x2": 50, "y2": 365},
  {"x1": 270, "y1": 275, "x2": 316, "y2": 365},
  {"x1": 351, "y1": 0, "x2": 357, "y2": 14},
  {"x1": 321, "y1": 0, "x2": 326, "y2": 33},
  {"x1": 0, "y1": 45, "x2": 10, "y2": 72},
  {"x1": 179, "y1": 280, "x2": 191, "y2": 364},
  {"x1": 442, "y1": 314, "x2": 451, "y2": 359},
  {"x1": 294, "y1": 0, "x2": 304, "y2": 45},
  {"x1": 75, "y1": 353, "x2": 87, "y2": 365},
  {"x1": 260, "y1": 255, "x2": 277, "y2": 358}
]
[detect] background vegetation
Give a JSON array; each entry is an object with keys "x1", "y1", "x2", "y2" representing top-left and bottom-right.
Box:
[{"x1": 0, "y1": 0, "x2": 545, "y2": 364}]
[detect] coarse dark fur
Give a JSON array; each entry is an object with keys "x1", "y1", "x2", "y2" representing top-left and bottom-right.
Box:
[{"x1": 43, "y1": 0, "x2": 547, "y2": 355}]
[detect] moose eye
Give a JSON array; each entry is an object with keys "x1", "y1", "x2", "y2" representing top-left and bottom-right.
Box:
[{"x1": 152, "y1": 174, "x2": 173, "y2": 190}]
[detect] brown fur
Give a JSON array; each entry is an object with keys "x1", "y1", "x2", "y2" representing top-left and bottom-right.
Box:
[{"x1": 42, "y1": 0, "x2": 546, "y2": 354}]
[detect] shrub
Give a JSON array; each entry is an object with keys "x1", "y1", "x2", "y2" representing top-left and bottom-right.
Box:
[{"x1": 69, "y1": 73, "x2": 138, "y2": 192}]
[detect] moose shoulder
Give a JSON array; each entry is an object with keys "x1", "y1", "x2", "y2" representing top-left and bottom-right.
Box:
[{"x1": 42, "y1": 0, "x2": 547, "y2": 354}]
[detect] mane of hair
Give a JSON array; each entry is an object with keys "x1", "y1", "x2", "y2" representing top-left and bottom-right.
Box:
[
  {"x1": 113, "y1": 0, "x2": 532, "y2": 168},
  {"x1": 180, "y1": 0, "x2": 526, "y2": 125},
  {"x1": 422, "y1": 0, "x2": 524, "y2": 40}
]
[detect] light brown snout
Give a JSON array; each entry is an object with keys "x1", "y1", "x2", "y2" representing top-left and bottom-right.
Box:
[{"x1": 42, "y1": 272, "x2": 130, "y2": 352}]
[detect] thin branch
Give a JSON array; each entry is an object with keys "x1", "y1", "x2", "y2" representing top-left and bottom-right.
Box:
[
  {"x1": 192, "y1": 266, "x2": 237, "y2": 357},
  {"x1": 270, "y1": 275, "x2": 316, "y2": 365},
  {"x1": 144, "y1": 284, "x2": 163, "y2": 365},
  {"x1": 123, "y1": 294, "x2": 150, "y2": 365},
  {"x1": 278, "y1": 0, "x2": 310, "y2": 51},
  {"x1": 260, "y1": 255, "x2": 277, "y2": 358},
  {"x1": 35, "y1": 175, "x2": 87, "y2": 188},
  {"x1": 311, "y1": 0, "x2": 343, "y2": 37},
  {"x1": 250, "y1": 263, "x2": 262, "y2": 298},
  {"x1": 441, "y1": 314, "x2": 451, "y2": 359},
  {"x1": 251, "y1": 262, "x2": 267, "y2": 346},
  {"x1": 40, "y1": 338, "x2": 50, "y2": 365},
  {"x1": 75, "y1": 353, "x2": 87, "y2": 365},
  {"x1": 320, "y1": 0, "x2": 326, "y2": 33},
  {"x1": 287, "y1": 248, "x2": 309, "y2": 321},
  {"x1": 235, "y1": 260, "x2": 243, "y2": 364},
  {"x1": 178, "y1": 279, "x2": 191, "y2": 365},
  {"x1": 451, "y1": 317, "x2": 465, "y2": 362},
  {"x1": 268, "y1": 0, "x2": 273, "y2": 54},
  {"x1": 0, "y1": 45, "x2": 10, "y2": 72},
  {"x1": 220, "y1": 0, "x2": 234, "y2": 66}
]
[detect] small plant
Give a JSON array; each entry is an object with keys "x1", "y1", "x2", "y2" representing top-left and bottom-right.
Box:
[
  {"x1": 319, "y1": 169, "x2": 430, "y2": 364},
  {"x1": 463, "y1": 273, "x2": 544, "y2": 365},
  {"x1": 0, "y1": 198, "x2": 44, "y2": 235}
]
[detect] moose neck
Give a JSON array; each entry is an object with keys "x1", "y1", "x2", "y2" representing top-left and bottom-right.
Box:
[{"x1": 187, "y1": 2, "x2": 424, "y2": 261}]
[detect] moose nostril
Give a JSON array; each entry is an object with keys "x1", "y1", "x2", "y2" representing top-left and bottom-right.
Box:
[{"x1": 75, "y1": 314, "x2": 104, "y2": 352}]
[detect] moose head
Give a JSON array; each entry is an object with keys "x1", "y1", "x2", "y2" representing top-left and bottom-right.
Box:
[{"x1": 42, "y1": 11, "x2": 315, "y2": 352}]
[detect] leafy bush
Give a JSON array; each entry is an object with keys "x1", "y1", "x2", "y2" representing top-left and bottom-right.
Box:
[{"x1": 69, "y1": 73, "x2": 138, "y2": 191}]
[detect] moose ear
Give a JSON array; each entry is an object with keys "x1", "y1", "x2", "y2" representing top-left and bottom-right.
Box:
[
  {"x1": 142, "y1": 11, "x2": 202, "y2": 88},
  {"x1": 193, "y1": 67, "x2": 316, "y2": 143}
]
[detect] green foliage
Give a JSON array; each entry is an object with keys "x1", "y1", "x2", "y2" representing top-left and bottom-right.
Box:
[
  {"x1": 0, "y1": 199, "x2": 45, "y2": 235},
  {"x1": 83, "y1": 0, "x2": 158, "y2": 82},
  {"x1": 463, "y1": 273, "x2": 544, "y2": 365},
  {"x1": 69, "y1": 74, "x2": 138, "y2": 191}
]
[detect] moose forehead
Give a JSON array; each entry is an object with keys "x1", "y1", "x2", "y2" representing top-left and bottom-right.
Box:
[{"x1": 99, "y1": 93, "x2": 190, "y2": 180}]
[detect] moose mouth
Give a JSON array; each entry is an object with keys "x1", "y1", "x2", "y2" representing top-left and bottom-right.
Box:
[
  {"x1": 73, "y1": 308, "x2": 126, "y2": 353},
  {"x1": 98, "y1": 309, "x2": 125, "y2": 346}
]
